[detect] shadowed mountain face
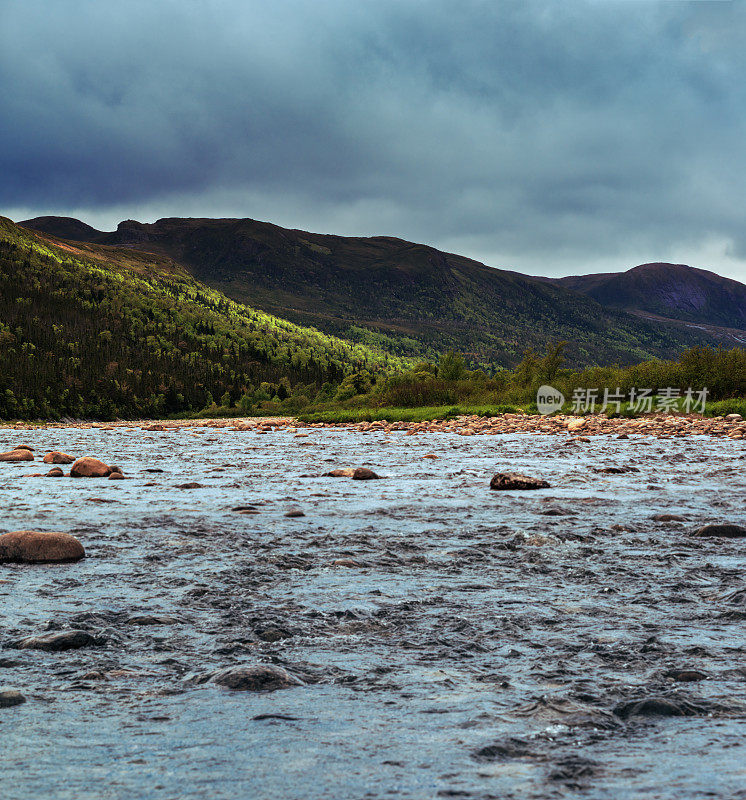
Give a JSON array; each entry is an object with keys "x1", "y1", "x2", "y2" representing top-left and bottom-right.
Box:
[
  {"x1": 18, "y1": 216, "x2": 717, "y2": 366},
  {"x1": 551, "y1": 263, "x2": 746, "y2": 330},
  {"x1": 20, "y1": 216, "x2": 106, "y2": 243}
]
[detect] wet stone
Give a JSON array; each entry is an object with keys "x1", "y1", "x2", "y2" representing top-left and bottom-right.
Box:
[
  {"x1": 210, "y1": 664, "x2": 304, "y2": 692},
  {"x1": 613, "y1": 697, "x2": 710, "y2": 719},
  {"x1": 11, "y1": 630, "x2": 105, "y2": 651},
  {"x1": 490, "y1": 472, "x2": 550, "y2": 490},
  {"x1": 0, "y1": 531, "x2": 85, "y2": 563},
  {"x1": 0, "y1": 688, "x2": 26, "y2": 708},
  {"x1": 693, "y1": 524, "x2": 746, "y2": 538}
]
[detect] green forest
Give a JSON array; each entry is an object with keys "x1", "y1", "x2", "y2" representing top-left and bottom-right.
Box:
[
  {"x1": 2, "y1": 216, "x2": 746, "y2": 422},
  {"x1": 298, "y1": 344, "x2": 746, "y2": 422},
  {"x1": 0, "y1": 217, "x2": 400, "y2": 420}
]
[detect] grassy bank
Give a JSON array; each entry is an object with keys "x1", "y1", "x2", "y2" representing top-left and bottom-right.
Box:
[{"x1": 298, "y1": 404, "x2": 523, "y2": 424}]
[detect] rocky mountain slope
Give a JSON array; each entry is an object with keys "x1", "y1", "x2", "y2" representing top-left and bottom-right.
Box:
[
  {"x1": 548, "y1": 262, "x2": 746, "y2": 331},
  {"x1": 19, "y1": 216, "x2": 716, "y2": 366}
]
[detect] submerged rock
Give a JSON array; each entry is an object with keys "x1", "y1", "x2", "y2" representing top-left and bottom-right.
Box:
[
  {"x1": 70, "y1": 457, "x2": 112, "y2": 477},
  {"x1": 42, "y1": 452, "x2": 75, "y2": 464},
  {"x1": 0, "y1": 530, "x2": 85, "y2": 563},
  {"x1": 490, "y1": 472, "x2": 550, "y2": 490},
  {"x1": 126, "y1": 614, "x2": 179, "y2": 626},
  {"x1": 0, "y1": 689, "x2": 26, "y2": 708},
  {"x1": 45, "y1": 467, "x2": 65, "y2": 477},
  {"x1": 11, "y1": 630, "x2": 104, "y2": 651},
  {"x1": 323, "y1": 467, "x2": 380, "y2": 479},
  {"x1": 211, "y1": 664, "x2": 304, "y2": 692},
  {"x1": 693, "y1": 524, "x2": 746, "y2": 538},
  {"x1": 665, "y1": 669, "x2": 707, "y2": 682},
  {"x1": 613, "y1": 696, "x2": 708, "y2": 719}
]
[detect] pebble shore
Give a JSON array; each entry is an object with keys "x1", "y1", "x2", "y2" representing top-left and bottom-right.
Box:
[{"x1": 3, "y1": 411, "x2": 745, "y2": 439}]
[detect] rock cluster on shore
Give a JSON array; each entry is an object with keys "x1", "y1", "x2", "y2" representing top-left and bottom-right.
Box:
[{"x1": 4, "y1": 412, "x2": 744, "y2": 439}]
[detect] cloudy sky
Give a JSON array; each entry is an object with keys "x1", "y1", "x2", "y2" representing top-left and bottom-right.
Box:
[{"x1": 1, "y1": 0, "x2": 745, "y2": 278}]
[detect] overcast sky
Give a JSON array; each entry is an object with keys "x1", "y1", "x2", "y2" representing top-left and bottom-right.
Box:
[{"x1": 1, "y1": 0, "x2": 745, "y2": 279}]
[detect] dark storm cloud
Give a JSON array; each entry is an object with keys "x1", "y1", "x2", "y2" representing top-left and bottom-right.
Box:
[{"x1": 1, "y1": 0, "x2": 745, "y2": 276}]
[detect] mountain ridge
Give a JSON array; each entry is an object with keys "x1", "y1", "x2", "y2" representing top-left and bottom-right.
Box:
[
  {"x1": 18, "y1": 214, "x2": 732, "y2": 366},
  {"x1": 545, "y1": 262, "x2": 746, "y2": 331}
]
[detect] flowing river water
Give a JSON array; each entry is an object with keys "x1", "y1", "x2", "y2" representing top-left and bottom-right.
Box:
[{"x1": 1, "y1": 425, "x2": 745, "y2": 799}]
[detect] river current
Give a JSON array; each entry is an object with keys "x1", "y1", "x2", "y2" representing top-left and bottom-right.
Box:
[{"x1": 1, "y1": 426, "x2": 745, "y2": 799}]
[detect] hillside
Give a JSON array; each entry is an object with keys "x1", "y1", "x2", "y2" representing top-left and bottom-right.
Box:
[
  {"x1": 19, "y1": 216, "x2": 714, "y2": 367},
  {"x1": 550, "y1": 263, "x2": 746, "y2": 331},
  {"x1": 0, "y1": 217, "x2": 400, "y2": 420}
]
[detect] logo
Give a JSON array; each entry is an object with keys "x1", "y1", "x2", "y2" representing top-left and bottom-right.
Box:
[{"x1": 537, "y1": 384, "x2": 565, "y2": 415}]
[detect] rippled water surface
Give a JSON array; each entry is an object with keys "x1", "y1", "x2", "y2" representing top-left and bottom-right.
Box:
[{"x1": 1, "y1": 426, "x2": 745, "y2": 799}]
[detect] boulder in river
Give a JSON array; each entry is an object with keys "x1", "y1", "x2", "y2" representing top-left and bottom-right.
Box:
[
  {"x1": 11, "y1": 630, "x2": 103, "y2": 651},
  {"x1": 324, "y1": 468, "x2": 355, "y2": 477},
  {"x1": 352, "y1": 468, "x2": 380, "y2": 480},
  {"x1": 42, "y1": 452, "x2": 75, "y2": 464},
  {"x1": 0, "y1": 689, "x2": 26, "y2": 708},
  {"x1": 70, "y1": 457, "x2": 112, "y2": 477},
  {"x1": 45, "y1": 467, "x2": 65, "y2": 478},
  {"x1": 614, "y1": 696, "x2": 708, "y2": 719},
  {"x1": 211, "y1": 664, "x2": 304, "y2": 692},
  {"x1": 0, "y1": 449, "x2": 34, "y2": 462},
  {"x1": 692, "y1": 524, "x2": 746, "y2": 538},
  {"x1": 0, "y1": 530, "x2": 85, "y2": 563},
  {"x1": 490, "y1": 472, "x2": 550, "y2": 490}
]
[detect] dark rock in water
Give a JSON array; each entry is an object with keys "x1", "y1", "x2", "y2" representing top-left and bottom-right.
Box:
[
  {"x1": 284, "y1": 509, "x2": 305, "y2": 518},
  {"x1": 108, "y1": 471, "x2": 125, "y2": 480},
  {"x1": 0, "y1": 530, "x2": 85, "y2": 563},
  {"x1": 323, "y1": 468, "x2": 380, "y2": 479},
  {"x1": 331, "y1": 558, "x2": 359, "y2": 568},
  {"x1": 692, "y1": 524, "x2": 746, "y2": 538},
  {"x1": 352, "y1": 468, "x2": 380, "y2": 480},
  {"x1": 273, "y1": 554, "x2": 313, "y2": 571},
  {"x1": 126, "y1": 614, "x2": 179, "y2": 626},
  {"x1": 490, "y1": 472, "x2": 549, "y2": 490},
  {"x1": 176, "y1": 482, "x2": 203, "y2": 489},
  {"x1": 472, "y1": 738, "x2": 533, "y2": 762},
  {"x1": 255, "y1": 626, "x2": 292, "y2": 642},
  {"x1": 11, "y1": 630, "x2": 104, "y2": 651},
  {"x1": 0, "y1": 689, "x2": 26, "y2": 708},
  {"x1": 593, "y1": 466, "x2": 639, "y2": 474},
  {"x1": 45, "y1": 467, "x2": 65, "y2": 477},
  {"x1": 652, "y1": 513, "x2": 687, "y2": 522},
  {"x1": 614, "y1": 696, "x2": 707, "y2": 719},
  {"x1": 144, "y1": 468, "x2": 164, "y2": 473},
  {"x1": 665, "y1": 669, "x2": 707, "y2": 682},
  {"x1": 548, "y1": 756, "x2": 599, "y2": 784},
  {"x1": 540, "y1": 506, "x2": 574, "y2": 516},
  {"x1": 211, "y1": 664, "x2": 304, "y2": 692}
]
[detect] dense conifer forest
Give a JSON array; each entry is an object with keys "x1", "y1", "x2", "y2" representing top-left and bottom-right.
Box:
[{"x1": 0, "y1": 217, "x2": 400, "y2": 420}]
